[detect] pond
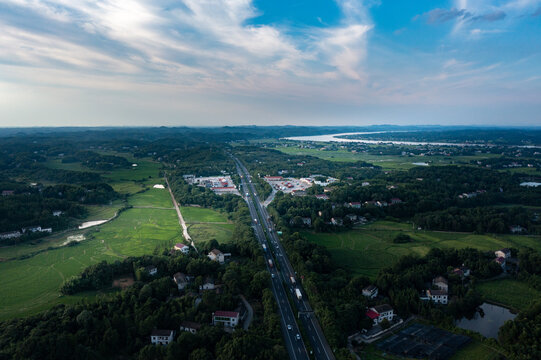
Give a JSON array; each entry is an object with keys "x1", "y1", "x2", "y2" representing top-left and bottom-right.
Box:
[{"x1": 456, "y1": 303, "x2": 516, "y2": 339}]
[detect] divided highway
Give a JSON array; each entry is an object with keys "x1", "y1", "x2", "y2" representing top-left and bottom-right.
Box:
[{"x1": 233, "y1": 156, "x2": 335, "y2": 360}]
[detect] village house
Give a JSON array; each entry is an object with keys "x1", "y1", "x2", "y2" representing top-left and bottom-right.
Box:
[
  {"x1": 432, "y1": 276, "x2": 449, "y2": 292},
  {"x1": 0, "y1": 231, "x2": 22, "y2": 240},
  {"x1": 1, "y1": 190, "x2": 15, "y2": 196},
  {"x1": 212, "y1": 311, "x2": 240, "y2": 328},
  {"x1": 362, "y1": 285, "x2": 379, "y2": 299},
  {"x1": 365, "y1": 304, "x2": 394, "y2": 326},
  {"x1": 150, "y1": 329, "x2": 174, "y2": 345},
  {"x1": 495, "y1": 248, "x2": 512, "y2": 259},
  {"x1": 452, "y1": 266, "x2": 471, "y2": 278},
  {"x1": 52, "y1": 210, "x2": 63, "y2": 217},
  {"x1": 362, "y1": 182, "x2": 370, "y2": 187},
  {"x1": 173, "y1": 272, "x2": 188, "y2": 290},
  {"x1": 315, "y1": 194, "x2": 329, "y2": 201},
  {"x1": 426, "y1": 289, "x2": 448, "y2": 304},
  {"x1": 509, "y1": 225, "x2": 526, "y2": 234},
  {"x1": 146, "y1": 265, "x2": 158, "y2": 276},
  {"x1": 180, "y1": 321, "x2": 202, "y2": 334},
  {"x1": 331, "y1": 217, "x2": 343, "y2": 226},
  {"x1": 208, "y1": 249, "x2": 225, "y2": 264},
  {"x1": 390, "y1": 198, "x2": 402, "y2": 205},
  {"x1": 348, "y1": 202, "x2": 361, "y2": 209},
  {"x1": 173, "y1": 243, "x2": 190, "y2": 254},
  {"x1": 200, "y1": 276, "x2": 215, "y2": 291},
  {"x1": 424, "y1": 276, "x2": 449, "y2": 304},
  {"x1": 345, "y1": 214, "x2": 358, "y2": 222}
]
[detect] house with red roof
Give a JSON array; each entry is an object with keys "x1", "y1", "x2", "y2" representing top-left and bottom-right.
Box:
[
  {"x1": 173, "y1": 243, "x2": 190, "y2": 254},
  {"x1": 212, "y1": 310, "x2": 240, "y2": 327},
  {"x1": 365, "y1": 304, "x2": 394, "y2": 326}
]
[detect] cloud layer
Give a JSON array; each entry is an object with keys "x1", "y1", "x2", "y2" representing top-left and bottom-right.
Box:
[{"x1": 0, "y1": 0, "x2": 539, "y2": 126}]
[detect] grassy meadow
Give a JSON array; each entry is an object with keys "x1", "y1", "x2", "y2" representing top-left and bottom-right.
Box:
[
  {"x1": 476, "y1": 279, "x2": 541, "y2": 311},
  {"x1": 180, "y1": 206, "x2": 233, "y2": 244},
  {"x1": 274, "y1": 145, "x2": 498, "y2": 171},
  {"x1": 304, "y1": 221, "x2": 541, "y2": 279},
  {"x1": 0, "y1": 171, "x2": 181, "y2": 320}
]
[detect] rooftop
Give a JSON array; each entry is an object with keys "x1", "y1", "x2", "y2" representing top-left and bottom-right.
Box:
[
  {"x1": 373, "y1": 304, "x2": 393, "y2": 313},
  {"x1": 151, "y1": 329, "x2": 173, "y2": 337},
  {"x1": 214, "y1": 310, "x2": 239, "y2": 318}
]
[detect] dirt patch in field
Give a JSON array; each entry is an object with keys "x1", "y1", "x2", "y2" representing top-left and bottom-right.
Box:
[{"x1": 112, "y1": 274, "x2": 135, "y2": 289}]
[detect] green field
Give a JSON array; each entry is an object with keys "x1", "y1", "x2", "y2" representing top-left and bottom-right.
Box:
[
  {"x1": 179, "y1": 206, "x2": 233, "y2": 244},
  {"x1": 275, "y1": 146, "x2": 498, "y2": 171},
  {"x1": 188, "y1": 223, "x2": 234, "y2": 244},
  {"x1": 0, "y1": 188, "x2": 181, "y2": 320},
  {"x1": 476, "y1": 279, "x2": 541, "y2": 311},
  {"x1": 449, "y1": 340, "x2": 502, "y2": 360},
  {"x1": 180, "y1": 206, "x2": 229, "y2": 223},
  {"x1": 128, "y1": 187, "x2": 172, "y2": 208},
  {"x1": 44, "y1": 154, "x2": 163, "y2": 194},
  {"x1": 304, "y1": 221, "x2": 541, "y2": 278}
]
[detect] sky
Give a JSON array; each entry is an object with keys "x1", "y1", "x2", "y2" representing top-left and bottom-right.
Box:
[{"x1": 0, "y1": 0, "x2": 540, "y2": 127}]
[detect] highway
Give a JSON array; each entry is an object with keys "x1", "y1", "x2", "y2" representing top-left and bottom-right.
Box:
[{"x1": 233, "y1": 156, "x2": 335, "y2": 360}]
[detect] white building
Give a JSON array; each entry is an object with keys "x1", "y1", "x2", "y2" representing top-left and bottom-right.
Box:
[
  {"x1": 495, "y1": 248, "x2": 512, "y2": 259},
  {"x1": 426, "y1": 289, "x2": 448, "y2": 304},
  {"x1": 173, "y1": 272, "x2": 188, "y2": 290},
  {"x1": 432, "y1": 276, "x2": 448, "y2": 292},
  {"x1": 150, "y1": 329, "x2": 174, "y2": 345},
  {"x1": 200, "y1": 277, "x2": 215, "y2": 291},
  {"x1": 180, "y1": 321, "x2": 201, "y2": 334},
  {"x1": 0, "y1": 231, "x2": 22, "y2": 240},
  {"x1": 146, "y1": 266, "x2": 158, "y2": 276},
  {"x1": 362, "y1": 285, "x2": 378, "y2": 299},
  {"x1": 208, "y1": 249, "x2": 225, "y2": 264},
  {"x1": 212, "y1": 311, "x2": 240, "y2": 327},
  {"x1": 174, "y1": 243, "x2": 190, "y2": 254},
  {"x1": 366, "y1": 304, "x2": 394, "y2": 326}
]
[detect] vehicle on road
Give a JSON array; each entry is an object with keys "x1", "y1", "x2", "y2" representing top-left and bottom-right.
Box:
[
  {"x1": 271, "y1": 273, "x2": 275, "y2": 279},
  {"x1": 296, "y1": 334, "x2": 301, "y2": 340},
  {"x1": 287, "y1": 325, "x2": 292, "y2": 330},
  {"x1": 290, "y1": 276, "x2": 296, "y2": 284},
  {"x1": 295, "y1": 288, "x2": 302, "y2": 300},
  {"x1": 262, "y1": 244, "x2": 267, "y2": 251},
  {"x1": 268, "y1": 259, "x2": 273, "y2": 268}
]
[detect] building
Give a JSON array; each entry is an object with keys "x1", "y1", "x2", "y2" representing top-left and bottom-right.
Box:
[
  {"x1": 52, "y1": 210, "x2": 63, "y2": 217},
  {"x1": 208, "y1": 249, "x2": 225, "y2": 264},
  {"x1": 331, "y1": 217, "x2": 343, "y2": 226},
  {"x1": 390, "y1": 198, "x2": 403, "y2": 205},
  {"x1": 426, "y1": 289, "x2": 448, "y2": 304},
  {"x1": 362, "y1": 285, "x2": 378, "y2": 299},
  {"x1": 173, "y1": 272, "x2": 188, "y2": 290},
  {"x1": 146, "y1": 266, "x2": 158, "y2": 276},
  {"x1": 452, "y1": 267, "x2": 471, "y2": 278},
  {"x1": 495, "y1": 248, "x2": 512, "y2": 259},
  {"x1": 365, "y1": 304, "x2": 394, "y2": 326},
  {"x1": 150, "y1": 329, "x2": 174, "y2": 345},
  {"x1": 315, "y1": 194, "x2": 329, "y2": 201},
  {"x1": 432, "y1": 276, "x2": 448, "y2": 292},
  {"x1": 200, "y1": 277, "x2": 215, "y2": 291},
  {"x1": 212, "y1": 311, "x2": 240, "y2": 327},
  {"x1": 510, "y1": 225, "x2": 526, "y2": 234},
  {"x1": 495, "y1": 257, "x2": 506, "y2": 267},
  {"x1": 174, "y1": 243, "x2": 190, "y2": 254},
  {"x1": 180, "y1": 321, "x2": 202, "y2": 334},
  {"x1": 1, "y1": 190, "x2": 14, "y2": 196},
  {"x1": 0, "y1": 231, "x2": 22, "y2": 240},
  {"x1": 348, "y1": 202, "x2": 361, "y2": 208}
]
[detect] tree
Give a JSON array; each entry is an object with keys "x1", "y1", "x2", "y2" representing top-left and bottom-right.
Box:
[{"x1": 380, "y1": 318, "x2": 391, "y2": 330}]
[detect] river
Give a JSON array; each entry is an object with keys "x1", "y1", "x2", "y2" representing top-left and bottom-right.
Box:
[{"x1": 284, "y1": 132, "x2": 541, "y2": 148}]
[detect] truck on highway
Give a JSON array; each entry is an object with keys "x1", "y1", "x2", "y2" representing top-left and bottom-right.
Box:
[
  {"x1": 295, "y1": 288, "x2": 302, "y2": 300},
  {"x1": 254, "y1": 218, "x2": 258, "y2": 223},
  {"x1": 290, "y1": 276, "x2": 296, "y2": 285},
  {"x1": 268, "y1": 259, "x2": 273, "y2": 268}
]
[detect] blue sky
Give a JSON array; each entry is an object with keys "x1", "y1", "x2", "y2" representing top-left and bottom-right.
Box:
[{"x1": 0, "y1": 0, "x2": 540, "y2": 126}]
